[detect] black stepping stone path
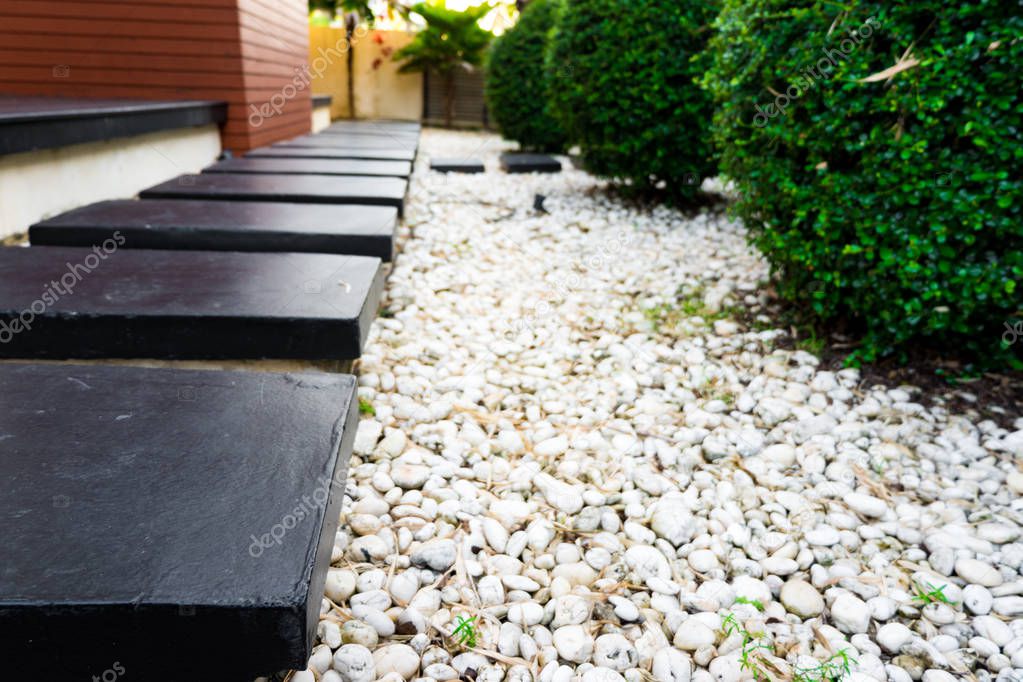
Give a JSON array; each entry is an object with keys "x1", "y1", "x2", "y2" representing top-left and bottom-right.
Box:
[
  {"x1": 30, "y1": 199, "x2": 398, "y2": 261},
  {"x1": 325, "y1": 120, "x2": 420, "y2": 134},
  {"x1": 317, "y1": 130, "x2": 420, "y2": 143},
  {"x1": 285, "y1": 134, "x2": 419, "y2": 153},
  {"x1": 430, "y1": 157, "x2": 485, "y2": 173},
  {"x1": 0, "y1": 363, "x2": 358, "y2": 680},
  {"x1": 314, "y1": 131, "x2": 421, "y2": 146},
  {"x1": 316, "y1": 124, "x2": 420, "y2": 136},
  {"x1": 140, "y1": 173, "x2": 408, "y2": 214},
  {"x1": 204, "y1": 156, "x2": 412, "y2": 178},
  {"x1": 0, "y1": 246, "x2": 384, "y2": 359},
  {"x1": 500, "y1": 153, "x2": 563, "y2": 174},
  {"x1": 247, "y1": 145, "x2": 416, "y2": 162}
]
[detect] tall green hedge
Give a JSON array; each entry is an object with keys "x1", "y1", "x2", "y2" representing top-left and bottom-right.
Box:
[
  {"x1": 484, "y1": 0, "x2": 566, "y2": 152},
  {"x1": 546, "y1": 0, "x2": 718, "y2": 202},
  {"x1": 703, "y1": 1, "x2": 1022, "y2": 363}
]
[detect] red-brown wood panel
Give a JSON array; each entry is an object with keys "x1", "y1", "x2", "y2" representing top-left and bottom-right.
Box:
[
  {"x1": 0, "y1": 34, "x2": 245, "y2": 58},
  {"x1": 0, "y1": 50, "x2": 244, "y2": 74},
  {"x1": 0, "y1": 0, "x2": 311, "y2": 153},
  {"x1": 2, "y1": 1, "x2": 237, "y2": 23}
]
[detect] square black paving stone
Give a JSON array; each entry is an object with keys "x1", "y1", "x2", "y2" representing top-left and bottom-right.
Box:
[
  {"x1": 430, "y1": 157, "x2": 485, "y2": 173},
  {"x1": 500, "y1": 153, "x2": 563, "y2": 174},
  {"x1": 315, "y1": 128, "x2": 420, "y2": 141},
  {"x1": 0, "y1": 247, "x2": 384, "y2": 360},
  {"x1": 292, "y1": 132, "x2": 417, "y2": 145},
  {"x1": 316, "y1": 129, "x2": 420, "y2": 142},
  {"x1": 140, "y1": 173, "x2": 408, "y2": 215},
  {"x1": 204, "y1": 156, "x2": 412, "y2": 178},
  {"x1": 325, "y1": 120, "x2": 420, "y2": 133},
  {"x1": 0, "y1": 363, "x2": 357, "y2": 679},
  {"x1": 247, "y1": 144, "x2": 416, "y2": 162},
  {"x1": 285, "y1": 134, "x2": 419, "y2": 154},
  {"x1": 29, "y1": 199, "x2": 398, "y2": 261}
]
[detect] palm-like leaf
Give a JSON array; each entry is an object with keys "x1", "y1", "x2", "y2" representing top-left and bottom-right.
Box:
[{"x1": 394, "y1": 2, "x2": 494, "y2": 76}]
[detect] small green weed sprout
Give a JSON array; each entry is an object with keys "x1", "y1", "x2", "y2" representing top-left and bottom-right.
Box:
[
  {"x1": 734, "y1": 595, "x2": 765, "y2": 611},
  {"x1": 452, "y1": 614, "x2": 479, "y2": 648},
  {"x1": 912, "y1": 582, "x2": 956, "y2": 605},
  {"x1": 794, "y1": 649, "x2": 857, "y2": 682},
  {"x1": 721, "y1": 613, "x2": 774, "y2": 681}
]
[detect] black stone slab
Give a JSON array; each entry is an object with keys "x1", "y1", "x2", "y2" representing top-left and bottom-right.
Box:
[
  {"x1": 140, "y1": 173, "x2": 408, "y2": 214},
  {"x1": 0, "y1": 247, "x2": 383, "y2": 359},
  {"x1": 325, "y1": 120, "x2": 420, "y2": 133},
  {"x1": 500, "y1": 153, "x2": 563, "y2": 174},
  {"x1": 248, "y1": 144, "x2": 415, "y2": 162},
  {"x1": 431, "y1": 157, "x2": 485, "y2": 173},
  {"x1": 30, "y1": 199, "x2": 398, "y2": 261},
  {"x1": 0, "y1": 363, "x2": 357, "y2": 680},
  {"x1": 315, "y1": 127, "x2": 420, "y2": 141},
  {"x1": 287, "y1": 134, "x2": 419, "y2": 152},
  {"x1": 0, "y1": 95, "x2": 226, "y2": 156},
  {"x1": 317, "y1": 131, "x2": 420, "y2": 142},
  {"x1": 204, "y1": 156, "x2": 412, "y2": 178}
]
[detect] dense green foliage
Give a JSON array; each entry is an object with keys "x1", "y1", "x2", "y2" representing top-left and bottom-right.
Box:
[
  {"x1": 702, "y1": 1, "x2": 1022, "y2": 363},
  {"x1": 546, "y1": 0, "x2": 718, "y2": 201},
  {"x1": 394, "y1": 2, "x2": 494, "y2": 126},
  {"x1": 394, "y1": 3, "x2": 493, "y2": 77},
  {"x1": 484, "y1": 0, "x2": 566, "y2": 151}
]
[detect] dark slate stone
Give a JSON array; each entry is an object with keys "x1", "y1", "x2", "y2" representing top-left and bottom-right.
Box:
[
  {"x1": 430, "y1": 157, "x2": 485, "y2": 174},
  {"x1": 204, "y1": 156, "x2": 411, "y2": 178},
  {"x1": 315, "y1": 128, "x2": 420, "y2": 141},
  {"x1": 500, "y1": 153, "x2": 563, "y2": 174},
  {"x1": 0, "y1": 95, "x2": 226, "y2": 156},
  {"x1": 325, "y1": 120, "x2": 420, "y2": 134},
  {"x1": 285, "y1": 134, "x2": 418, "y2": 153},
  {"x1": 0, "y1": 247, "x2": 383, "y2": 359},
  {"x1": 247, "y1": 145, "x2": 415, "y2": 162},
  {"x1": 140, "y1": 173, "x2": 408, "y2": 215},
  {"x1": 0, "y1": 363, "x2": 357, "y2": 680},
  {"x1": 30, "y1": 199, "x2": 398, "y2": 261},
  {"x1": 312, "y1": 94, "x2": 332, "y2": 108}
]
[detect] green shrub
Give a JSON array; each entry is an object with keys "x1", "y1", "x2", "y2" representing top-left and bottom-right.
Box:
[
  {"x1": 485, "y1": 0, "x2": 566, "y2": 152},
  {"x1": 546, "y1": 0, "x2": 718, "y2": 201},
  {"x1": 702, "y1": 1, "x2": 1022, "y2": 364}
]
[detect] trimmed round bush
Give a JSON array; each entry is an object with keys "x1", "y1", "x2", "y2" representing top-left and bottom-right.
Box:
[
  {"x1": 546, "y1": 0, "x2": 718, "y2": 201},
  {"x1": 485, "y1": 0, "x2": 566, "y2": 151},
  {"x1": 703, "y1": 1, "x2": 1022, "y2": 363}
]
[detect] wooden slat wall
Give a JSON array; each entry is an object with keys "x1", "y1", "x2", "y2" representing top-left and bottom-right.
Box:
[
  {"x1": 0, "y1": 0, "x2": 312, "y2": 153},
  {"x1": 424, "y1": 69, "x2": 489, "y2": 128}
]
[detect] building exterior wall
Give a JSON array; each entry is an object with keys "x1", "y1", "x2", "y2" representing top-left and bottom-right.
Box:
[
  {"x1": 308, "y1": 25, "x2": 351, "y2": 120},
  {"x1": 0, "y1": 0, "x2": 311, "y2": 152},
  {"x1": 352, "y1": 30, "x2": 422, "y2": 122},
  {"x1": 0, "y1": 125, "x2": 221, "y2": 237},
  {"x1": 311, "y1": 104, "x2": 332, "y2": 132}
]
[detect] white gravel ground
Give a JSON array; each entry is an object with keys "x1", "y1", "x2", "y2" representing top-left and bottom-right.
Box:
[{"x1": 292, "y1": 129, "x2": 1023, "y2": 682}]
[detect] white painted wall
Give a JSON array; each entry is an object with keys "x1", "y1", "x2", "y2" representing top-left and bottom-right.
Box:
[
  {"x1": 311, "y1": 105, "x2": 333, "y2": 132},
  {"x1": 0, "y1": 124, "x2": 221, "y2": 238},
  {"x1": 353, "y1": 30, "x2": 423, "y2": 121}
]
